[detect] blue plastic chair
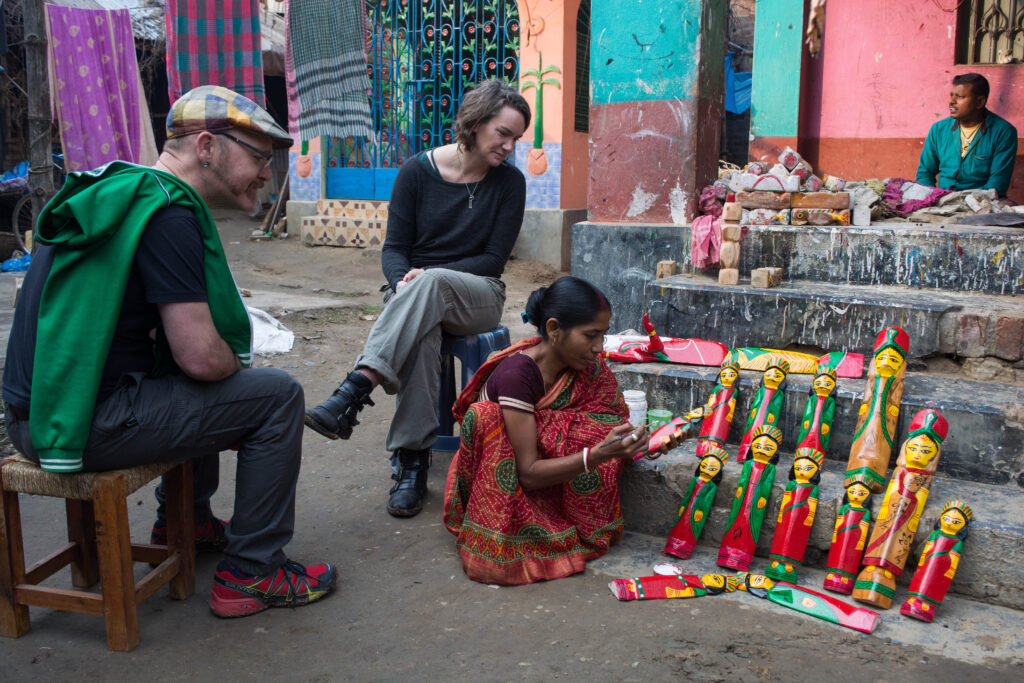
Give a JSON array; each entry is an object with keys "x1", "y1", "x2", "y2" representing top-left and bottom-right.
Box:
[{"x1": 434, "y1": 325, "x2": 511, "y2": 453}]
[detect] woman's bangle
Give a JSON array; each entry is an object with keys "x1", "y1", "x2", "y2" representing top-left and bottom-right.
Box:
[{"x1": 583, "y1": 447, "x2": 590, "y2": 473}]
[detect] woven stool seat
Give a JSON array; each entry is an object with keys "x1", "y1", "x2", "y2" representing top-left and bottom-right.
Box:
[
  {"x1": 1, "y1": 453, "x2": 195, "y2": 651},
  {"x1": 2, "y1": 453, "x2": 176, "y2": 500}
]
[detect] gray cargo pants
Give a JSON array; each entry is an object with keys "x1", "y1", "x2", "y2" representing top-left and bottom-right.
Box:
[
  {"x1": 356, "y1": 268, "x2": 505, "y2": 452},
  {"x1": 7, "y1": 367, "x2": 303, "y2": 576}
]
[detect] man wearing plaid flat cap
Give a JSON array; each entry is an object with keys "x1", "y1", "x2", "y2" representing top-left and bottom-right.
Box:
[{"x1": 3, "y1": 85, "x2": 337, "y2": 618}]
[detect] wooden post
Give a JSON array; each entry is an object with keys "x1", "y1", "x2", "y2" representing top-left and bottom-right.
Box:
[
  {"x1": 719, "y1": 203, "x2": 742, "y2": 285},
  {"x1": 23, "y1": 0, "x2": 56, "y2": 243}
]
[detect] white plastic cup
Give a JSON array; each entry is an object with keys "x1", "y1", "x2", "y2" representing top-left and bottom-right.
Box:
[{"x1": 622, "y1": 390, "x2": 648, "y2": 427}]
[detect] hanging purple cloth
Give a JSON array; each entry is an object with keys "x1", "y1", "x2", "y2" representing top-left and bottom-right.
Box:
[{"x1": 46, "y1": 6, "x2": 149, "y2": 172}]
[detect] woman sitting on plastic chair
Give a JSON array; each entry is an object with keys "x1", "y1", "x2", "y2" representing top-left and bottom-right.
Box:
[
  {"x1": 304, "y1": 79, "x2": 530, "y2": 518},
  {"x1": 442, "y1": 277, "x2": 680, "y2": 585}
]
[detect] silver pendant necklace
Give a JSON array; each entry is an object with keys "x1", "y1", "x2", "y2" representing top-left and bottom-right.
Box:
[{"x1": 456, "y1": 147, "x2": 482, "y2": 209}]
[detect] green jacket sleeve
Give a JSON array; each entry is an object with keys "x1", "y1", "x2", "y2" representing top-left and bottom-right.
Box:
[
  {"x1": 986, "y1": 125, "x2": 1018, "y2": 197},
  {"x1": 916, "y1": 124, "x2": 940, "y2": 187}
]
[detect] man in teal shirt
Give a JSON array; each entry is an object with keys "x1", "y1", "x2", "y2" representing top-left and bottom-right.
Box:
[{"x1": 916, "y1": 73, "x2": 1018, "y2": 197}]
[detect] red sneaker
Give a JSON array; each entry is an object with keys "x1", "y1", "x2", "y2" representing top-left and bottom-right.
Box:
[{"x1": 209, "y1": 559, "x2": 337, "y2": 618}]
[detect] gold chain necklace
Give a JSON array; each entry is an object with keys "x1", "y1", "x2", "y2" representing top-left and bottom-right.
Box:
[{"x1": 456, "y1": 147, "x2": 483, "y2": 209}]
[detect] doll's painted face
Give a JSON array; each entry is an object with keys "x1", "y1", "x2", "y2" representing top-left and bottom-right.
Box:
[
  {"x1": 751, "y1": 435, "x2": 779, "y2": 462},
  {"x1": 847, "y1": 483, "x2": 871, "y2": 508},
  {"x1": 939, "y1": 508, "x2": 967, "y2": 535},
  {"x1": 793, "y1": 457, "x2": 819, "y2": 483},
  {"x1": 874, "y1": 348, "x2": 905, "y2": 378},
  {"x1": 905, "y1": 434, "x2": 939, "y2": 468},
  {"x1": 813, "y1": 373, "x2": 836, "y2": 397},
  {"x1": 763, "y1": 366, "x2": 786, "y2": 389},
  {"x1": 698, "y1": 455, "x2": 723, "y2": 480},
  {"x1": 719, "y1": 366, "x2": 739, "y2": 387}
]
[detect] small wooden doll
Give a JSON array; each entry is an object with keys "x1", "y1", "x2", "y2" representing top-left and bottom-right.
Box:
[
  {"x1": 718, "y1": 425, "x2": 781, "y2": 571},
  {"x1": 845, "y1": 326, "x2": 909, "y2": 492},
  {"x1": 766, "y1": 447, "x2": 824, "y2": 583},
  {"x1": 795, "y1": 364, "x2": 837, "y2": 455},
  {"x1": 822, "y1": 482, "x2": 873, "y2": 595},
  {"x1": 608, "y1": 573, "x2": 708, "y2": 601},
  {"x1": 663, "y1": 444, "x2": 729, "y2": 559},
  {"x1": 900, "y1": 500, "x2": 973, "y2": 623},
  {"x1": 688, "y1": 358, "x2": 741, "y2": 456},
  {"x1": 736, "y1": 357, "x2": 789, "y2": 462},
  {"x1": 853, "y1": 409, "x2": 947, "y2": 609}
]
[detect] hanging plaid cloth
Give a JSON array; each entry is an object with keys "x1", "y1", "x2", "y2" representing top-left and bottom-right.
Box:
[
  {"x1": 165, "y1": 0, "x2": 265, "y2": 107},
  {"x1": 287, "y1": 0, "x2": 373, "y2": 140}
]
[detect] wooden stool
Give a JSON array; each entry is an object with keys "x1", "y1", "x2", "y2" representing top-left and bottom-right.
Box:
[{"x1": 0, "y1": 454, "x2": 195, "y2": 651}]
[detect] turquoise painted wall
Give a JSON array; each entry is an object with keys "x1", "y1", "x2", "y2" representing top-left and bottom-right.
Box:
[
  {"x1": 590, "y1": 0, "x2": 702, "y2": 105},
  {"x1": 750, "y1": 0, "x2": 804, "y2": 138}
]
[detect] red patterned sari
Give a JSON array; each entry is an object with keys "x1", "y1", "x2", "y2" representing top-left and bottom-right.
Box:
[{"x1": 443, "y1": 337, "x2": 628, "y2": 585}]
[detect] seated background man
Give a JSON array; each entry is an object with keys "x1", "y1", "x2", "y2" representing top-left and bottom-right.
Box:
[
  {"x1": 916, "y1": 73, "x2": 1018, "y2": 197},
  {"x1": 2, "y1": 86, "x2": 335, "y2": 619}
]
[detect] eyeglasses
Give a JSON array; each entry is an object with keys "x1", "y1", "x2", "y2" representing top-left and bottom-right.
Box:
[{"x1": 215, "y1": 131, "x2": 273, "y2": 168}]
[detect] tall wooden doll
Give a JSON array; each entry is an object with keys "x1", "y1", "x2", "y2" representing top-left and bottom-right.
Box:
[
  {"x1": 853, "y1": 409, "x2": 948, "y2": 609},
  {"x1": 718, "y1": 425, "x2": 782, "y2": 571},
  {"x1": 663, "y1": 445, "x2": 729, "y2": 559},
  {"x1": 795, "y1": 365, "x2": 837, "y2": 455},
  {"x1": 736, "y1": 358, "x2": 789, "y2": 462},
  {"x1": 845, "y1": 327, "x2": 909, "y2": 492},
  {"x1": 900, "y1": 500, "x2": 973, "y2": 623},
  {"x1": 688, "y1": 359, "x2": 741, "y2": 456},
  {"x1": 766, "y1": 447, "x2": 824, "y2": 583},
  {"x1": 822, "y1": 482, "x2": 873, "y2": 595}
]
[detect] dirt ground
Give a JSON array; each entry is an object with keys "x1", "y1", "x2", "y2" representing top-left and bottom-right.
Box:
[{"x1": 0, "y1": 212, "x2": 1019, "y2": 681}]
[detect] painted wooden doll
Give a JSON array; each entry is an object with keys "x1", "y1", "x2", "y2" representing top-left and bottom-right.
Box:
[
  {"x1": 795, "y1": 365, "x2": 837, "y2": 455},
  {"x1": 688, "y1": 359, "x2": 741, "y2": 456},
  {"x1": 736, "y1": 358, "x2": 789, "y2": 462},
  {"x1": 900, "y1": 500, "x2": 973, "y2": 623},
  {"x1": 663, "y1": 444, "x2": 729, "y2": 559},
  {"x1": 717, "y1": 425, "x2": 781, "y2": 571},
  {"x1": 766, "y1": 447, "x2": 824, "y2": 583},
  {"x1": 608, "y1": 573, "x2": 708, "y2": 601},
  {"x1": 822, "y1": 482, "x2": 873, "y2": 595},
  {"x1": 845, "y1": 326, "x2": 909, "y2": 492},
  {"x1": 853, "y1": 409, "x2": 947, "y2": 609}
]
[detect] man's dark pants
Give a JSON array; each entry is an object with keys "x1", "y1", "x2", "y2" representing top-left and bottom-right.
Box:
[{"x1": 7, "y1": 368, "x2": 303, "y2": 575}]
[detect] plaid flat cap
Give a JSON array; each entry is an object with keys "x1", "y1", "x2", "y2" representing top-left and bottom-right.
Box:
[{"x1": 166, "y1": 85, "x2": 293, "y2": 149}]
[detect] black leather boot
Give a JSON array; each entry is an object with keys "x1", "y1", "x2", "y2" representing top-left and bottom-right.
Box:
[
  {"x1": 387, "y1": 449, "x2": 431, "y2": 517},
  {"x1": 304, "y1": 371, "x2": 375, "y2": 439}
]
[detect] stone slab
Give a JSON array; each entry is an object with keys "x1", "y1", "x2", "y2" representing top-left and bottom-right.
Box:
[
  {"x1": 590, "y1": 531, "x2": 1024, "y2": 661},
  {"x1": 615, "y1": 438, "x2": 1024, "y2": 610},
  {"x1": 614, "y1": 362, "x2": 1024, "y2": 487},
  {"x1": 647, "y1": 273, "x2": 1022, "y2": 359}
]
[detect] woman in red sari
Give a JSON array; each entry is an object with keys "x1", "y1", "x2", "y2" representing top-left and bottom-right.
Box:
[{"x1": 443, "y1": 277, "x2": 672, "y2": 585}]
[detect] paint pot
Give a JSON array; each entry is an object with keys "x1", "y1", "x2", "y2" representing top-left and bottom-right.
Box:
[
  {"x1": 648, "y1": 409, "x2": 674, "y2": 431},
  {"x1": 622, "y1": 390, "x2": 648, "y2": 427}
]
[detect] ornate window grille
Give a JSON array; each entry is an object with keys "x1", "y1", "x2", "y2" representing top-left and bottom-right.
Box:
[
  {"x1": 574, "y1": 0, "x2": 590, "y2": 133},
  {"x1": 958, "y1": 0, "x2": 1024, "y2": 64}
]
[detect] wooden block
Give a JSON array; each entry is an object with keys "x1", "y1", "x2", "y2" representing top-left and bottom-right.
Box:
[
  {"x1": 722, "y1": 202, "x2": 743, "y2": 221},
  {"x1": 719, "y1": 241, "x2": 740, "y2": 269},
  {"x1": 656, "y1": 260, "x2": 678, "y2": 279},
  {"x1": 792, "y1": 192, "x2": 851, "y2": 210},
  {"x1": 721, "y1": 224, "x2": 743, "y2": 241},
  {"x1": 736, "y1": 191, "x2": 792, "y2": 210},
  {"x1": 718, "y1": 268, "x2": 739, "y2": 285},
  {"x1": 751, "y1": 267, "x2": 783, "y2": 289}
]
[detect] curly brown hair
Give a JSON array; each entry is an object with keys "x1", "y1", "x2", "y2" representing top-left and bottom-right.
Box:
[{"x1": 453, "y1": 79, "x2": 531, "y2": 151}]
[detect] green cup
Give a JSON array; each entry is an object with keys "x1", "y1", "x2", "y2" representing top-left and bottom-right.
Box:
[{"x1": 647, "y1": 409, "x2": 673, "y2": 431}]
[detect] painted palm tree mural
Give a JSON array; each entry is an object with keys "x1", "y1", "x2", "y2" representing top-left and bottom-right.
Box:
[
  {"x1": 520, "y1": 52, "x2": 561, "y2": 177},
  {"x1": 327, "y1": 0, "x2": 520, "y2": 199}
]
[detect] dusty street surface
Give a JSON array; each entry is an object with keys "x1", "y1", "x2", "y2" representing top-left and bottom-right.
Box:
[{"x1": 1, "y1": 213, "x2": 1020, "y2": 681}]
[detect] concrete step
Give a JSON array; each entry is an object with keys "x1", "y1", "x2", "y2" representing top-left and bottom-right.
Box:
[
  {"x1": 617, "y1": 438, "x2": 1024, "y2": 611},
  {"x1": 571, "y1": 222, "x2": 1024, "y2": 333},
  {"x1": 646, "y1": 274, "x2": 1024, "y2": 360},
  {"x1": 613, "y1": 362, "x2": 1024, "y2": 487},
  {"x1": 589, "y1": 532, "x2": 1024, "y2": 666}
]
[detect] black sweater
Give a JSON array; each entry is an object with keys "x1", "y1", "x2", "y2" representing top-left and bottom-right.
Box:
[{"x1": 381, "y1": 151, "x2": 526, "y2": 289}]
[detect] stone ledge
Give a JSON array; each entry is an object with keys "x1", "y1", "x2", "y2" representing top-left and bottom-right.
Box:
[{"x1": 620, "y1": 439, "x2": 1024, "y2": 611}]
